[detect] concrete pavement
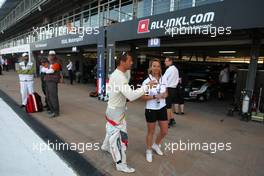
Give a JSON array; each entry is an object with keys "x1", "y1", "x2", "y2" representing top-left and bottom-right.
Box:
[
  {"x1": 0, "y1": 97, "x2": 77, "y2": 176},
  {"x1": 0, "y1": 71, "x2": 264, "y2": 176}
]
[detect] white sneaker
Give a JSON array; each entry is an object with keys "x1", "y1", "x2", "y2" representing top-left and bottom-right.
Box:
[
  {"x1": 146, "y1": 149, "x2": 153, "y2": 162},
  {"x1": 116, "y1": 163, "x2": 135, "y2": 173},
  {"x1": 101, "y1": 145, "x2": 110, "y2": 153},
  {"x1": 152, "y1": 143, "x2": 163, "y2": 156}
]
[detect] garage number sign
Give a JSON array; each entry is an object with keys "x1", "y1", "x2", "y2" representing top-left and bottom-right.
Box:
[{"x1": 148, "y1": 38, "x2": 160, "y2": 47}]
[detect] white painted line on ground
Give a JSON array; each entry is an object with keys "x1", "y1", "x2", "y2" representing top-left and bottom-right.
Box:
[{"x1": 0, "y1": 98, "x2": 77, "y2": 176}]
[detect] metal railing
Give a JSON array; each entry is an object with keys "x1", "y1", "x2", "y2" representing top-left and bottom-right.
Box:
[{"x1": 0, "y1": 0, "x2": 48, "y2": 32}]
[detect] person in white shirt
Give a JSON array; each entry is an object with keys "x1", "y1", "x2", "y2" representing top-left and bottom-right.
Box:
[
  {"x1": 218, "y1": 64, "x2": 230, "y2": 100},
  {"x1": 141, "y1": 59, "x2": 168, "y2": 163},
  {"x1": 66, "y1": 59, "x2": 73, "y2": 85},
  {"x1": 101, "y1": 51, "x2": 156, "y2": 173},
  {"x1": 163, "y1": 57, "x2": 179, "y2": 127},
  {"x1": 16, "y1": 53, "x2": 34, "y2": 108},
  {"x1": 4, "y1": 58, "x2": 9, "y2": 71}
]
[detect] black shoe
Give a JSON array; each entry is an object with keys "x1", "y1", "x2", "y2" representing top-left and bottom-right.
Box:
[
  {"x1": 49, "y1": 113, "x2": 58, "y2": 118},
  {"x1": 174, "y1": 112, "x2": 179, "y2": 115},
  {"x1": 168, "y1": 119, "x2": 176, "y2": 128},
  {"x1": 180, "y1": 112, "x2": 185, "y2": 115},
  {"x1": 20, "y1": 105, "x2": 25, "y2": 108},
  {"x1": 49, "y1": 113, "x2": 55, "y2": 118},
  {"x1": 47, "y1": 110, "x2": 53, "y2": 114}
]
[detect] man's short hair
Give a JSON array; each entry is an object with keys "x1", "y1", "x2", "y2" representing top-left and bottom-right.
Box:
[
  {"x1": 116, "y1": 51, "x2": 132, "y2": 66},
  {"x1": 166, "y1": 57, "x2": 173, "y2": 62},
  {"x1": 40, "y1": 58, "x2": 48, "y2": 63}
]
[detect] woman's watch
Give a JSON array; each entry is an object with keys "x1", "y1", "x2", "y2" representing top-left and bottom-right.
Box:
[{"x1": 153, "y1": 95, "x2": 156, "y2": 99}]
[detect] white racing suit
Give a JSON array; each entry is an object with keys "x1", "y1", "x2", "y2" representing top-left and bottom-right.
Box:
[
  {"x1": 101, "y1": 69, "x2": 149, "y2": 167},
  {"x1": 102, "y1": 106, "x2": 128, "y2": 164},
  {"x1": 17, "y1": 61, "x2": 34, "y2": 105}
]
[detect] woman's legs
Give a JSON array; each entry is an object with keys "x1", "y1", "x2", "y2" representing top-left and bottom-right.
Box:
[
  {"x1": 174, "y1": 104, "x2": 179, "y2": 113},
  {"x1": 155, "y1": 121, "x2": 168, "y2": 145},
  {"x1": 146, "y1": 122, "x2": 156, "y2": 149},
  {"x1": 180, "y1": 104, "x2": 184, "y2": 114}
]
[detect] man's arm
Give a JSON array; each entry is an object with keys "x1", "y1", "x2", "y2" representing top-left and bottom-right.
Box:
[
  {"x1": 66, "y1": 62, "x2": 72, "y2": 69},
  {"x1": 219, "y1": 71, "x2": 223, "y2": 81},
  {"x1": 119, "y1": 83, "x2": 147, "y2": 102},
  {"x1": 120, "y1": 78, "x2": 157, "y2": 102},
  {"x1": 175, "y1": 68, "x2": 179, "y2": 87},
  {"x1": 41, "y1": 67, "x2": 55, "y2": 74},
  {"x1": 41, "y1": 63, "x2": 61, "y2": 74}
]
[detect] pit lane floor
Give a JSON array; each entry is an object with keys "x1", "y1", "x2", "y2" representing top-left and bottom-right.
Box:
[{"x1": 0, "y1": 71, "x2": 264, "y2": 176}]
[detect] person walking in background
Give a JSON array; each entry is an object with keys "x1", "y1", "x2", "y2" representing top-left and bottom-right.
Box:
[
  {"x1": 141, "y1": 59, "x2": 168, "y2": 163},
  {"x1": 174, "y1": 69, "x2": 186, "y2": 115},
  {"x1": 75, "y1": 60, "x2": 80, "y2": 72},
  {"x1": 4, "y1": 58, "x2": 9, "y2": 71},
  {"x1": 218, "y1": 64, "x2": 230, "y2": 100},
  {"x1": 17, "y1": 53, "x2": 34, "y2": 108},
  {"x1": 66, "y1": 59, "x2": 73, "y2": 85},
  {"x1": 75, "y1": 60, "x2": 81, "y2": 83},
  {"x1": 163, "y1": 57, "x2": 179, "y2": 128},
  {"x1": 41, "y1": 51, "x2": 62, "y2": 118}
]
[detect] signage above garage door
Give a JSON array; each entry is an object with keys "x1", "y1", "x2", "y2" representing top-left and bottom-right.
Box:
[{"x1": 107, "y1": 0, "x2": 264, "y2": 42}]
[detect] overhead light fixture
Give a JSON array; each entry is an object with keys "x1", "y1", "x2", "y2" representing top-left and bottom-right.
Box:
[
  {"x1": 163, "y1": 51, "x2": 174, "y2": 54},
  {"x1": 136, "y1": 47, "x2": 139, "y2": 50},
  {"x1": 219, "y1": 51, "x2": 237, "y2": 54},
  {"x1": 223, "y1": 56, "x2": 235, "y2": 58},
  {"x1": 67, "y1": 54, "x2": 71, "y2": 57}
]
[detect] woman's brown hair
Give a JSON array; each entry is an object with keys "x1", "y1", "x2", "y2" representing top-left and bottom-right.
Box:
[{"x1": 148, "y1": 58, "x2": 162, "y2": 77}]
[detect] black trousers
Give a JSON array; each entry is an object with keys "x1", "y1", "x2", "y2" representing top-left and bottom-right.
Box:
[
  {"x1": 68, "y1": 70, "x2": 73, "y2": 84},
  {"x1": 4, "y1": 65, "x2": 9, "y2": 71},
  {"x1": 46, "y1": 81, "x2": 59, "y2": 115}
]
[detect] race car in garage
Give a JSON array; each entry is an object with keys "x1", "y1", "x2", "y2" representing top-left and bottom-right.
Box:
[{"x1": 184, "y1": 79, "x2": 212, "y2": 101}]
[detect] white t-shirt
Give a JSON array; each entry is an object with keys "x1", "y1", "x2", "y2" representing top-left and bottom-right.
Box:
[
  {"x1": 163, "y1": 65, "x2": 179, "y2": 88},
  {"x1": 142, "y1": 74, "x2": 167, "y2": 110},
  {"x1": 66, "y1": 61, "x2": 73, "y2": 70},
  {"x1": 219, "y1": 68, "x2": 229, "y2": 83}
]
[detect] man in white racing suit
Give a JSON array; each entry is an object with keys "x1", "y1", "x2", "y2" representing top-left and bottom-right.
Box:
[
  {"x1": 101, "y1": 51, "x2": 156, "y2": 173},
  {"x1": 17, "y1": 53, "x2": 34, "y2": 108}
]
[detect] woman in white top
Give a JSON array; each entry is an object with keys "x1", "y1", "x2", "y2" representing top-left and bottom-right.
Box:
[{"x1": 142, "y1": 59, "x2": 168, "y2": 163}]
